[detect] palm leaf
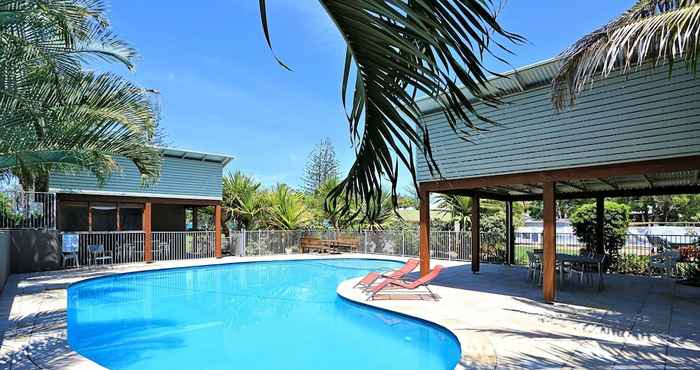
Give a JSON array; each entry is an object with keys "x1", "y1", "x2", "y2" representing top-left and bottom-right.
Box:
[
  {"x1": 552, "y1": 0, "x2": 700, "y2": 109},
  {"x1": 222, "y1": 171, "x2": 266, "y2": 230},
  {"x1": 0, "y1": 71, "x2": 160, "y2": 185},
  {"x1": 0, "y1": 0, "x2": 159, "y2": 189},
  {"x1": 436, "y1": 193, "x2": 471, "y2": 228},
  {"x1": 259, "y1": 0, "x2": 522, "y2": 211},
  {"x1": 266, "y1": 184, "x2": 310, "y2": 230}
]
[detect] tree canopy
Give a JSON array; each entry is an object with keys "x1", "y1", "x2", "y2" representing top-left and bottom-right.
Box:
[
  {"x1": 301, "y1": 138, "x2": 339, "y2": 195},
  {"x1": 553, "y1": 0, "x2": 700, "y2": 109},
  {"x1": 0, "y1": 0, "x2": 161, "y2": 191}
]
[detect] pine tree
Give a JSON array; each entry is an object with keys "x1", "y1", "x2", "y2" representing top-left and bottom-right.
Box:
[{"x1": 302, "y1": 138, "x2": 339, "y2": 194}]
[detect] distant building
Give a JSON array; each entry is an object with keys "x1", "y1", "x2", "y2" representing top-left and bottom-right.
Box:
[{"x1": 49, "y1": 147, "x2": 233, "y2": 233}]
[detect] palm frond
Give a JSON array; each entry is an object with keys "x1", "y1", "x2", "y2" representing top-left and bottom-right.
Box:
[
  {"x1": 0, "y1": 71, "x2": 160, "y2": 185},
  {"x1": 222, "y1": 171, "x2": 266, "y2": 230},
  {"x1": 266, "y1": 184, "x2": 310, "y2": 230},
  {"x1": 360, "y1": 189, "x2": 395, "y2": 231},
  {"x1": 259, "y1": 0, "x2": 522, "y2": 212},
  {"x1": 0, "y1": 0, "x2": 158, "y2": 190},
  {"x1": 552, "y1": 0, "x2": 700, "y2": 109},
  {"x1": 436, "y1": 193, "x2": 471, "y2": 228}
]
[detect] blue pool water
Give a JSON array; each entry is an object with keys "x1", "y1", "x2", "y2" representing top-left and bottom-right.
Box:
[{"x1": 68, "y1": 259, "x2": 460, "y2": 370}]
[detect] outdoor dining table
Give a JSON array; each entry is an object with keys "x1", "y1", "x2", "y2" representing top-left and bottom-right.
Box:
[{"x1": 535, "y1": 253, "x2": 605, "y2": 291}]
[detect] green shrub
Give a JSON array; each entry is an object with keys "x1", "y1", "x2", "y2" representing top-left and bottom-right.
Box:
[
  {"x1": 677, "y1": 262, "x2": 700, "y2": 284},
  {"x1": 614, "y1": 254, "x2": 650, "y2": 275},
  {"x1": 0, "y1": 193, "x2": 22, "y2": 224},
  {"x1": 481, "y1": 213, "x2": 506, "y2": 237},
  {"x1": 570, "y1": 201, "x2": 631, "y2": 269},
  {"x1": 480, "y1": 214, "x2": 507, "y2": 263}
]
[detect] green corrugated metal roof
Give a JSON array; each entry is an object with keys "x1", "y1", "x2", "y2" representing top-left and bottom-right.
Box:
[
  {"x1": 416, "y1": 58, "x2": 561, "y2": 114},
  {"x1": 158, "y1": 146, "x2": 234, "y2": 165}
]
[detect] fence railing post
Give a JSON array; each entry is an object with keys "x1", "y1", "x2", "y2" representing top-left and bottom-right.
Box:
[
  {"x1": 241, "y1": 229, "x2": 247, "y2": 256},
  {"x1": 448, "y1": 231, "x2": 453, "y2": 261},
  {"x1": 401, "y1": 230, "x2": 405, "y2": 257},
  {"x1": 363, "y1": 230, "x2": 368, "y2": 254}
]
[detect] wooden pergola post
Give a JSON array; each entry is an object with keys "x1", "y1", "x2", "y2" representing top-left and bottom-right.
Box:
[
  {"x1": 88, "y1": 202, "x2": 93, "y2": 232},
  {"x1": 471, "y1": 196, "x2": 480, "y2": 274},
  {"x1": 144, "y1": 201, "x2": 153, "y2": 263},
  {"x1": 506, "y1": 200, "x2": 514, "y2": 265},
  {"x1": 596, "y1": 197, "x2": 605, "y2": 255},
  {"x1": 214, "y1": 204, "x2": 222, "y2": 258},
  {"x1": 116, "y1": 204, "x2": 121, "y2": 231},
  {"x1": 419, "y1": 190, "x2": 431, "y2": 277},
  {"x1": 543, "y1": 182, "x2": 556, "y2": 302}
]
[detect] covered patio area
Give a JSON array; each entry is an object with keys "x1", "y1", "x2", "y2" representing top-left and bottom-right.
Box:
[
  {"x1": 418, "y1": 156, "x2": 700, "y2": 302},
  {"x1": 339, "y1": 261, "x2": 700, "y2": 369}
]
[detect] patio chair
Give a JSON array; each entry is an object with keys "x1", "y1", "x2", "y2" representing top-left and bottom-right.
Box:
[
  {"x1": 367, "y1": 265, "x2": 443, "y2": 300},
  {"x1": 353, "y1": 259, "x2": 419, "y2": 290},
  {"x1": 62, "y1": 242, "x2": 80, "y2": 269},
  {"x1": 570, "y1": 254, "x2": 605, "y2": 287},
  {"x1": 153, "y1": 241, "x2": 170, "y2": 261},
  {"x1": 526, "y1": 252, "x2": 542, "y2": 284},
  {"x1": 87, "y1": 244, "x2": 113, "y2": 268},
  {"x1": 649, "y1": 249, "x2": 680, "y2": 277},
  {"x1": 121, "y1": 242, "x2": 143, "y2": 263}
]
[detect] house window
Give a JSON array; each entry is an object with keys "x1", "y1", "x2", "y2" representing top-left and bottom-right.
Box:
[
  {"x1": 119, "y1": 203, "x2": 143, "y2": 231},
  {"x1": 59, "y1": 202, "x2": 88, "y2": 231},
  {"x1": 91, "y1": 203, "x2": 117, "y2": 231}
]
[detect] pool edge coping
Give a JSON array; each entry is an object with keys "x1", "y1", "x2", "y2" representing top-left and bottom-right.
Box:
[{"x1": 336, "y1": 278, "x2": 498, "y2": 370}]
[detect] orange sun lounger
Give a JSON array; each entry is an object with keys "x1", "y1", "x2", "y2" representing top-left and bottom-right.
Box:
[
  {"x1": 367, "y1": 265, "x2": 443, "y2": 300},
  {"x1": 353, "y1": 259, "x2": 420, "y2": 290}
]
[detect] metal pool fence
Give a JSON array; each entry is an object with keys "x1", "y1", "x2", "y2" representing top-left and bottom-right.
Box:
[
  {"x1": 59, "y1": 229, "x2": 699, "y2": 273},
  {"x1": 230, "y1": 230, "x2": 699, "y2": 265}
]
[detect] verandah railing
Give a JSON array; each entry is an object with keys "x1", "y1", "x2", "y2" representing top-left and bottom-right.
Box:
[
  {"x1": 60, "y1": 231, "x2": 146, "y2": 265},
  {"x1": 59, "y1": 230, "x2": 217, "y2": 266},
  {"x1": 0, "y1": 191, "x2": 56, "y2": 230},
  {"x1": 152, "y1": 231, "x2": 216, "y2": 261}
]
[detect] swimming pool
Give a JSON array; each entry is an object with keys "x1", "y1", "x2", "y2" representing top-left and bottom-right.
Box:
[{"x1": 67, "y1": 259, "x2": 460, "y2": 370}]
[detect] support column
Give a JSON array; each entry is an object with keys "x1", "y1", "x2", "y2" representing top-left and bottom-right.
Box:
[
  {"x1": 144, "y1": 202, "x2": 153, "y2": 263},
  {"x1": 419, "y1": 190, "x2": 431, "y2": 277},
  {"x1": 543, "y1": 182, "x2": 557, "y2": 303},
  {"x1": 116, "y1": 204, "x2": 121, "y2": 231},
  {"x1": 215, "y1": 204, "x2": 222, "y2": 258},
  {"x1": 192, "y1": 207, "x2": 199, "y2": 231},
  {"x1": 471, "y1": 196, "x2": 480, "y2": 274},
  {"x1": 596, "y1": 197, "x2": 605, "y2": 255},
  {"x1": 506, "y1": 200, "x2": 515, "y2": 265},
  {"x1": 88, "y1": 202, "x2": 93, "y2": 232}
]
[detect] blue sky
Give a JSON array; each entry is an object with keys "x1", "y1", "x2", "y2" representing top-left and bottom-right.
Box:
[{"x1": 105, "y1": 0, "x2": 633, "y2": 191}]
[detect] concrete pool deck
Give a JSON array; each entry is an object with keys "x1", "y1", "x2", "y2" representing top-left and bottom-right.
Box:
[
  {"x1": 338, "y1": 261, "x2": 700, "y2": 369},
  {"x1": 0, "y1": 255, "x2": 698, "y2": 369}
]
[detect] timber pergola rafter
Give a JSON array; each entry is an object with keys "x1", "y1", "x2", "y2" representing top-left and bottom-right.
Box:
[{"x1": 417, "y1": 155, "x2": 700, "y2": 303}]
